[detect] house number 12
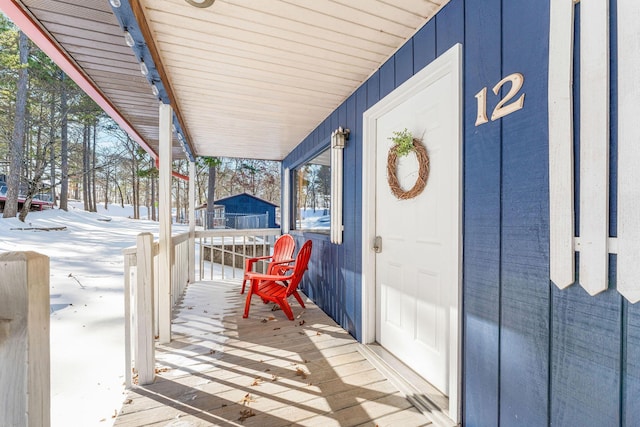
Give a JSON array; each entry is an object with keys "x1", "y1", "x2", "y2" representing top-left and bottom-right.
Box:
[{"x1": 475, "y1": 72, "x2": 525, "y2": 126}]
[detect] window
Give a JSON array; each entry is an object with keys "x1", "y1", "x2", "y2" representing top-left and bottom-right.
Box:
[{"x1": 294, "y1": 148, "x2": 331, "y2": 233}]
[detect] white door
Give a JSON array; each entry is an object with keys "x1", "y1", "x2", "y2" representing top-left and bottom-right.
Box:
[{"x1": 370, "y1": 46, "x2": 461, "y2": 396}]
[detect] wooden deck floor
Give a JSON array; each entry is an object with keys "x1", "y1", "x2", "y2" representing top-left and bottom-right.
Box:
[{"x1": 114, "y1": 279, "x2": 434, "y2": 427}]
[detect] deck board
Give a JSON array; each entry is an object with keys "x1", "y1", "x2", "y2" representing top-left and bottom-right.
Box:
[{"x1": 114, "y1": 280, "x2": 434, "y2": 427}]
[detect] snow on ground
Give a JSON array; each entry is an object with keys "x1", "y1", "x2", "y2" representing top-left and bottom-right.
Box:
[{"x1": 0, "y1": 202, "x2": 187, "y2": 426}]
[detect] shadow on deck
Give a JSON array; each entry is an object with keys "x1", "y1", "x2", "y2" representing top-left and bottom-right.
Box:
[{"x1": 114, "y1": 279, "x2": 431, "y2": 427}]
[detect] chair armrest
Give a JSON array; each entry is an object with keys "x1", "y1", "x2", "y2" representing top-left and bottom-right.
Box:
[
  {"x1": 245, "y1": 271, "x2": 292, "y2": 282},
  {"x1": 246, "y1": 255, "x2": 275, "y2": 263},
  {"x1": 266, "y1": 259, "x2": 295, "y2": 275},
  {"x1": 245, "y1": 255, "x2": 275, "y2": 271},
  {"x1": 269, "y1": 259, "x2": 295, "y2": 266}
]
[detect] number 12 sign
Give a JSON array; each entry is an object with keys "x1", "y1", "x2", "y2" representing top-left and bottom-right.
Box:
[{"x1": 474, "y1": 72, "x2": 525, "y2": 126}]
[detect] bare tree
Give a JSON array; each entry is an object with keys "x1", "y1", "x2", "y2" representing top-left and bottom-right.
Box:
[
  {"x1": 202, "y1": 157, "x2": 220, "y2": 228},
  {"x1": 3, "y1": 31, "x2": 29, "y2": 219},
  {"x1": 59, "y1": 72, "x2": 69, "y2": 211}
]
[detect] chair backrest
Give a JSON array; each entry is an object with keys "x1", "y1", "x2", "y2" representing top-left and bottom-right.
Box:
[
  {"x1": 273, "y1": 234, "x2": 295, "y2": 262},
  {"x1": 267, "y1": 234, "x2": 296, "y2": 275},
  {"x1": 285, "y1": 240, "x2": 313, "y2": 296}
]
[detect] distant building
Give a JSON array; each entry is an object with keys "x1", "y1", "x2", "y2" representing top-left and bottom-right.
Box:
[{"x1": 196, "y1": 193, "x2": 279, "y2": 229}]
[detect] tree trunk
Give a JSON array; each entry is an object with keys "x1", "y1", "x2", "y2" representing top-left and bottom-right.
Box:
[
  {"x1": 49, "y1": 97, "x2": 56, "y2": 206},
  {"x1": 3, "y1": 31, "x2": 29, "y2": 219},
  {"x1": 91, "y1": 122, "x2": 97, "y2": 212},
  {"x1": 175, "y1": 177, "x2": 180, "y2": 223},
  {"x1": 19, "y1": 103, "x2": 49, "y2": 222},
  {"x1": 116, "y1": 181, "x2": 125, "y2": 208},
  {"x1": 134, "y1": 171, "x2": 139, "y2": 220},
  {"x1": 206, "y1": 163, "x2": 216, "y2": 229},
  {"x1": 150, "y1": 172, "x2": 156, "y2": 221},
  {"x1": 104, "y1": 169, "x2": 109, "y2": 210},
  {"x1": 59, "y1": 72, "x2": 69, "y2": 211},
  {"x1": 82, "y1": 123, "x2": 89, "y2": 211}
]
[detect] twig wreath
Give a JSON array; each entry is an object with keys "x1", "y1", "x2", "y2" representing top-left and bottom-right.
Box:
[{"x1": 386, "y1": 129, "x2": 430, "y2": 200}]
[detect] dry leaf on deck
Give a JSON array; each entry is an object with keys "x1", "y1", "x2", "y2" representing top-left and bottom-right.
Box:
[
  {"x1": 295, "y1": 367, "x2": 308, "y2": 379},
  {"x1": 238, "y1": 409, "x2": 256, "y2": 422},
  {"x1": 240, "y1": 393, "x2": 256, "y2": 405}
]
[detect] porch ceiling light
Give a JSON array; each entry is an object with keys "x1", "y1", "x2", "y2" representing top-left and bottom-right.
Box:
[
  {"x1": 140, "y1": 61, "x2": 149, "y2": 76},
  {"x1": 109, "y1": 0, "x2": 121, "y2": 7},
  {"x1": 185, "y1": 0, "x2": 215, "y2": 8},
  {"x1": 123, "y1": 31, "x2": 135, "y2": 47},
  {"x1": 151, "y1": 84, "x2": 159, "y2": 97}
]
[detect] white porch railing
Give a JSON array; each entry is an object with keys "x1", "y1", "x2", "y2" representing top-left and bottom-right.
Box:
[
  {"x1": 196, "y1": 228, "x2": 281, "y2": 280},
  {"x1": 123, "y1": 227, "x2": 281, "y2": 387}
]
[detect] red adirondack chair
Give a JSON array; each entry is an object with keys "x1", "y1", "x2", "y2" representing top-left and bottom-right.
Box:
[
  {"x1": 243, "y1": 240, "x2": 313, "y2": 320},
  {"x1": 241, "y1": 234, "x2": 295, "y2": 294}
]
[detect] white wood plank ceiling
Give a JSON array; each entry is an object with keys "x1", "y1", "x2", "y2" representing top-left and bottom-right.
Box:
[{"x1": 14, "y1": 0, "x2": 448, "y2": 160}]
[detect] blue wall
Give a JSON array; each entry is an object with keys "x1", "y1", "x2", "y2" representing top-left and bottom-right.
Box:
[{"x1": 283, "y1": 0, "x2": 640, "y2": 425}]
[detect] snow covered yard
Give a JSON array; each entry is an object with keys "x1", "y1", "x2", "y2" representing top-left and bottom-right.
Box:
[{"x1": 0, "y1": 203, "x2": 187, "y2": 426}]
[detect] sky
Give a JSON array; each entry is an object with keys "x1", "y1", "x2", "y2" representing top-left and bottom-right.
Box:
[{"x1": 0, "y1": 202, "x2": 187, "y2": 426}]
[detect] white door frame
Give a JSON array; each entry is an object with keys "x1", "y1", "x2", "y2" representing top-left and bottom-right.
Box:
[{"x1": 361, "y1": 43, "x2": 463, "y2": 423}]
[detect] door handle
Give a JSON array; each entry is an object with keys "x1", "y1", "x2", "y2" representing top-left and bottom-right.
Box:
[{"x1": 373, "y1": 236, "x2": 382, "y2": 253}]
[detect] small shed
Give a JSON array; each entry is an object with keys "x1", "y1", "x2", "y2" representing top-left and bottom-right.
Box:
[{"x1": 215, "y1": 193, "x2": 278, "y2": 229}]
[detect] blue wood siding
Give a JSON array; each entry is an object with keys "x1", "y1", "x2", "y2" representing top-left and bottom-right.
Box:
[
  {"x1": 499, "y1": 1, "x2": 550, "y2": 425},
  {"x1": 215, "y1": 193, "x2": 278, "y2": 228},
  {"x1": 282, "y1": 0, "x2": 638, "y2": 425},
  {"x1": 462, "y1": 0, "x2": 501, "y2": 424}
]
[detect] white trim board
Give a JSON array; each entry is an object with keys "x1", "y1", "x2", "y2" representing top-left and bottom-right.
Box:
[{"x1": 361, "y1": 43, "x2": 463, "y2": 424}]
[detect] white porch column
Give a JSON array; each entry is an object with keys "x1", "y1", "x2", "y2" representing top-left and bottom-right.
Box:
[
  {"x1": 0, "y1": 251, "x2": 50, "y2": 427},
  {"x1": 158, "y1": 103, "x2": 172, "y2": 344},
  {"x1": 188, "y1": 160, "x2": 196, "y2": 284}
]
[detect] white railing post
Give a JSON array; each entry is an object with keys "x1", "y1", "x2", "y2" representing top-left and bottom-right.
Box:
[
  {"x1": 122, "y1": 249, "x2": 135, "y2": 388},
  {"x1": 0, "y1": 251, "x2": 50, "y2": 427},
  {"x1": 135, "y1": 233, "x2": 155, "y2": 385},
  {"x1": 188, "y1": 160, "x2": 196, "y2": 283}
]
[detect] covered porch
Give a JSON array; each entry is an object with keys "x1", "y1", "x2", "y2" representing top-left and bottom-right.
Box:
[
  {"x1": 0, "y1": 1, "x2": 457, "y2": 426},
  {"x1": 115, "y1": 278, "x2": 433, "y2": 426}
]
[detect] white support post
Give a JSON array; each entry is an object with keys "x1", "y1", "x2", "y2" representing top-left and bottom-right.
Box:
[
  {"x1": 548, "y1": 0, "x2": 575, "y2": 289},
  {"x1": 0, "y1": 251, "x2": 50, "y2": 427},
  {"x1": 188, "y1": 160, "x2": 196, "y2": 284},
  {"x1": 135, "y1": 233, "x2": 155, "y2": 385},
  {"x1": 579, "y1": 0, "x2": 610, "y2": 296},
  {"x1": 158, "y1": 103, "x2": 173, "y2": 343},
  {"x1": 617, "y1": 0, "x2": 640, "y2": 303},
  {"x1": 282, "y1": 168, "x2": 290, "y2": 234}
]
